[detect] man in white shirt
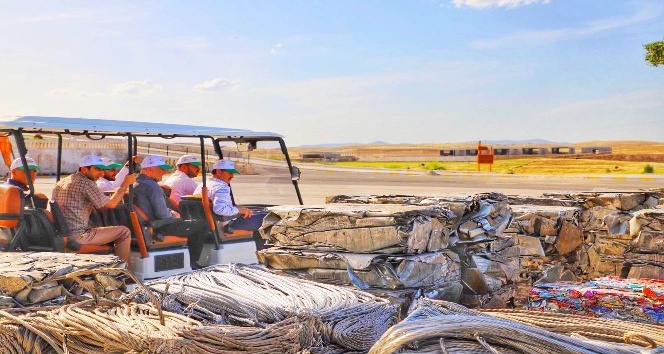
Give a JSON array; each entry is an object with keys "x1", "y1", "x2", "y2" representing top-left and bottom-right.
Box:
[
  {"x1": 96, "y1": 157, "x2": 131, "y2": 192},
  {"x1": 194, "y1": 159, "x2": 267, "y2": 250},
  {"x1": 163, "y1": 155, "x2": 202, "y2": 207}
]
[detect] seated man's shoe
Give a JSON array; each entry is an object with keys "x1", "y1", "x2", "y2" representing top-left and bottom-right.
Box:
[{"x1": 222, "y1": 224, "x2": 235, "y2": 234}]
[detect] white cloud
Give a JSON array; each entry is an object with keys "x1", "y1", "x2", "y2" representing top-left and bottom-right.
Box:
[
  {"x1": 193, "y1": 78, "x2": 238, "y2": 93},
  {"x1": 111, "y1": 80, "x2": 162, "y2": 95},
  {"x1": 471, "y1": 2, "x2": 662, "y2": 48},
  {"x1": 270, "y1": 43, "x2": 283, "y2": 54},
  {"x1": 451, "y1": 0, "x2": 549, "y2": 9}
]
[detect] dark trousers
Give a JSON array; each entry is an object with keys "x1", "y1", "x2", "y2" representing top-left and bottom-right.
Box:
[
  {"x1": 227, "y1": 212, "x2": 268, "y2": 251},
  {"x1": 156, "y1": 219, "x2": 207, "y2": 266}
]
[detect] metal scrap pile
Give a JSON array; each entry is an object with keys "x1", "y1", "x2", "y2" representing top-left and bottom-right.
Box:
[
  {"x1": 0, "y1": 252, "x2": 126, "y2": 308},
  {"x1": 134, "y1": 264, "x2": 399, "y2": 352},
  {"x1": 626, "y1": 209, "x2": 664, "y2": 279},
  {"x1": 263, "y1": 195, "x2": 515, "y2": 310},
  {"x1": 527, "y1": 276, "x2": 664, "y2": 324},
  {"x1": 499, "y1": 204, "x2": 584, "y2": 304},
  {"x1": 258, "y1": 203, "x2": 466, "y2": 307},
  {"x1": 575, "y1": 192, "x2": 661, "y2": 279},
  {"x1": 369, "y1": 298, "x2": 661, "y2": 354},
  {"x1": 0, "y1": 299, "x2": 317, "y2": 353}
]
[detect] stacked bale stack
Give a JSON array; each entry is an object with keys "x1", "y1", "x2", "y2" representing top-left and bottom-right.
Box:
[
  {"x1": 0, "y1": 252, "x2": 126, "y2": 307},
  {"x1": 626, "y1": 209, "x2": 664, "y2": 278},
  {"x1": 500, "y1": 205, "x2": 584, "y2": 304},
  {"x1": 576, "y1": 192, "x2": 660, "y2": 279},
  {"x1": 258, "y1": 203, "x2": 465, "y2": 307},
  {"x1": 313, "y1": 194, "x2": 516, "y2": 309},
  {"x1": 507, "y1": 191, "x2": 663, "y2": 281}
]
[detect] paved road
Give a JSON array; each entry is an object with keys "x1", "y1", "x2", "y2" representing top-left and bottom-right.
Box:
[
  {"x1": 32, "y1": 164, "x2": 661, "y2": 206},
  {"x1": 229, "y1": 165, "x2": 663, "y2": 205}
]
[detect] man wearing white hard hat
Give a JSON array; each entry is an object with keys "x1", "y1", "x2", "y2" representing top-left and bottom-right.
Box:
[
  {"x1": 133, "y1": 155, "x2": 207, "y2": 268},
  {"x1": 163, "y1": 154, "x2": 202, "y2": 206},
  {"x1": 96, "y1": 157, "x2": 131, "y2": 192},
  {"x1": 194, "y1": 159, "x2": 268, "y2": 250},
  {"x1": 5, "y1": 157, "x2": 48, "y2": 208},
  {"x1": 52, "y1": 155, "x2": 137, "y2": 264}
]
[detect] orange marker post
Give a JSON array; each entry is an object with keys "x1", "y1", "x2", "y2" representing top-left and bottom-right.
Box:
[{"x1": 477, "y1": 140, "x2": 494, "y2": 172}]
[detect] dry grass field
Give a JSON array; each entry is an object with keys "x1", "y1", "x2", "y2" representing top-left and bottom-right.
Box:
[
  {"x1": 331, "y1": 158, "x2": 664, "y2": 175},
  {"x1": 284, "y1": 140, "x2": 664, "y2": 175}
]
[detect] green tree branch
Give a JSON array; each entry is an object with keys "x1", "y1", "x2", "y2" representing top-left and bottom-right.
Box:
[{"x1": 644, "y1": 39, "x2": 664, "y2": 66}]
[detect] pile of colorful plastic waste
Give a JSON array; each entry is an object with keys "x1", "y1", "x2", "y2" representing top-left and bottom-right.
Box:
[{"x1": 527, "y1": 276, "x2": 664, "y2": 324}]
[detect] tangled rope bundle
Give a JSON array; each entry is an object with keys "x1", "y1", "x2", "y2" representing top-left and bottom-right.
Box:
[
  {"x1": 481, "y1": 309, "x2": 664, "y2": 349},
  {"x1": 369, "y1": 299, "x2": 662, "y2": 354},
  {"x1": 0, "y1": 299, "x2": 317, "y2": 353},
  {"x1": 136, "y1": 264, "x2": 398, "y2": 351}
]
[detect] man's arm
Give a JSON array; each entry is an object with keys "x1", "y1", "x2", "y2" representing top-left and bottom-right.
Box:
[
  {"x1": 211, "y1": 184, "x2": 240, "y2": 217},
  {"x1": 109, "y1": 165, "x2": 130, "y2": 189},
  {"x1": 150, "y1": 182, "x2": 176, "y2": 220},
  {"x1": 104, "y1": 173, "x2": 137, "y2": 209}
]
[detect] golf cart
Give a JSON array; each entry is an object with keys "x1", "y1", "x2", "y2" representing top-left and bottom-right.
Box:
[{"x1": 0, "y1": 116, "x2": 303, "y2": 280}]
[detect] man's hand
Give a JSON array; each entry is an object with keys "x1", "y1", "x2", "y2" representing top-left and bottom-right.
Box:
[
  {"x1": 121, "y1": 173, "x2": 137, "y2": 188},
  {"x1": 238, "y1": 206, "x2": 253, "y2": 218},
  {"x1": 171, "y1": 210, "x2": 181, "y2": 218}
]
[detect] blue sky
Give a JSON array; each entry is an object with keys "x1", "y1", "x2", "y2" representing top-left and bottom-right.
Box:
[{"x1": 0, "y1": 0, "x2": 662, "y2": 146}]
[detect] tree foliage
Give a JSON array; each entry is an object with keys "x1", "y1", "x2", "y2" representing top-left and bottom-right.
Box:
[{"x1": 644, "y1": 39, "x2": 664, "y2": 66}]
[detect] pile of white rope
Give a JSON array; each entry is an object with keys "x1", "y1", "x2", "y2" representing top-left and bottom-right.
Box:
[
  {"x1": 369, "y1": 299, "x2": 662, "y2": 354},
  {"x1": 0, "y1": 299, "x2": 317, "y2": 353},
  {"x1": 134, "y1": 264, "x2": 399, "y2": 351}
]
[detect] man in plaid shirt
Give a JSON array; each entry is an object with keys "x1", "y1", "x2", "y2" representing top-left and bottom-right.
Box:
[{"x1": 52, "y1": 155, "x2": 137, "y2": 264}]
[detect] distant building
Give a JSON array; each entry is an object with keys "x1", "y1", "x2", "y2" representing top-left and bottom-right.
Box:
[
  {"x1": 552, "y1": 147, "x2": 576, "y2": 154},
  {"x1": 581, "y1": 146, "x2": 612, "y2": 154}
]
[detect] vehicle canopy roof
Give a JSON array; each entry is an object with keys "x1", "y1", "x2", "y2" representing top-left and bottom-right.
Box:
[{"x1": 0, "y1": 116, "x2": 282, "y2": 140}]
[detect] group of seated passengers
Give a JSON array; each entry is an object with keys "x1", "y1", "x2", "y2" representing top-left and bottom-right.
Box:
[{"x1": 6, "y1": 154, "x2": 266, "y2": 269}]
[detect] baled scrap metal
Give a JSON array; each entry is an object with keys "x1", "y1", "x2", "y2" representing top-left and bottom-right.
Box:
[
  {"x1": 507, "y1": 205, "x2": 583, "y2": 255},
  {"x1": 369, "y1": 298, "x2": 653, "y2": 354},
  {"x1": 325, "y1": 193, "x2": 513, "y2": 243},
  {"x1": 257, "y1": 248, "x2": 460, "y2": 290},
  {"x1": 138, "y1": 264, "x2": 398, "y2": 351},
  {"x1": 527, "y1": 276, "x2": 664, "y2": 324},
  {"x1": 260, "y1": 204, "x2": 457, "y2": 253},
  {"x1": 507, "y1": 195, "x2": 579, "y2": 207},
  {"x1": 420, "y1": 193, "x2": 512, "y2": 242},
  {"x1": 543, "y1": 191, "x2": 662, "y2": 211},
  {"x1": 0, "y1": 252, "x2": 125, "y2": 306},
  {"x1": 0, "y1": 300, "x2": 317, "y2": 354}
]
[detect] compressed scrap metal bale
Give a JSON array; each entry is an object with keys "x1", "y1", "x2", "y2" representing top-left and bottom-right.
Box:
[
  {"x1": 507, "y1": 195, "x2": 579, "y2": 207},
  {"x1": 258, "y1": 248, "x2": 460, "y2": 291},
  {"x1": 614, "y1": 209, "x2": 664, "y2": 279},
  {"x1": 421, "y1": 193, "x2": 511, "y2": 243},
  {"x1": 507, "y1": 205, "x2": 582, "y2": 255},
  {"x1": 260, "y1": 204, "x2": 456, "y2": 253},
  {"x1": 326, "y1": 193, "x2": 512, "y2": 243},
  {"x1": 0, "y1": 252, "x2": 125, "y2": 306},
  {"x1": 326, "y1": 194, "x2": 432, "y2": 205},
  {"x1": 139, "y1": 264, "x2": 399, "y2": 351},
  {"x1": 0, "y1": 301, "x2": 318, "y2": 354}
]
